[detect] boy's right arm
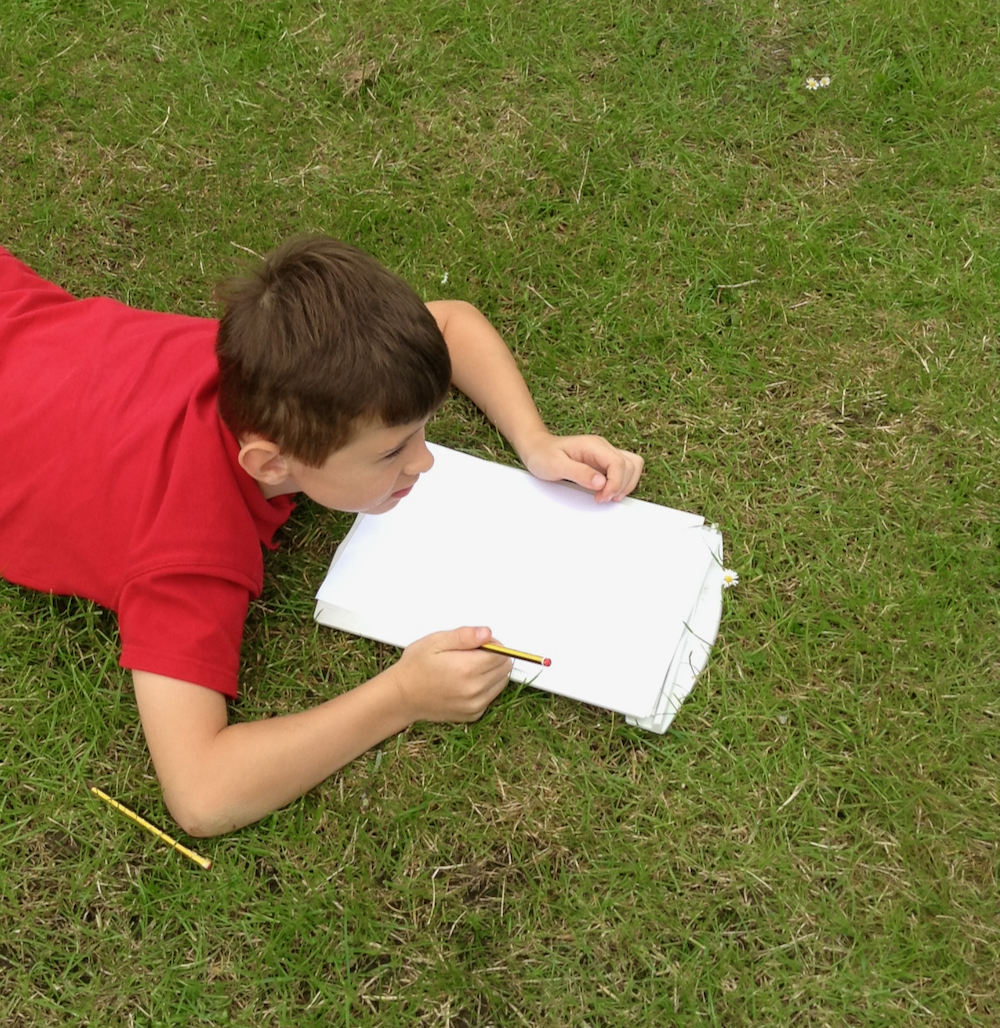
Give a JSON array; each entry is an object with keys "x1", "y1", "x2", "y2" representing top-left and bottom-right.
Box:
[{"x1": 132, "y1": 626, "x2": 511, "y2": 838}]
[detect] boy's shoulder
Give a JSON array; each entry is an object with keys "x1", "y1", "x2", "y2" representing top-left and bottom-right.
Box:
[{"x1": 1, "y1": 247, "x2": 290, "y2": 600}]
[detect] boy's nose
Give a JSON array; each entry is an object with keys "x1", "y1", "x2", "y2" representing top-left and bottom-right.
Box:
[{"x1": 406, "y1": 440, "x2": 434, "y2": 476}]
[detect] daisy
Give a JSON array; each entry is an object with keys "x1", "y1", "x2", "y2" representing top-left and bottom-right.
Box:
[
  {"x1": 820, "y1": 75, "x2": 831, "y2": 87},
  {"x1": 722, "y1": 569, "x2": 740, "y2": 589},
  {"x1": 805, "y1": 77, "x2": 820, "y2": 91}
]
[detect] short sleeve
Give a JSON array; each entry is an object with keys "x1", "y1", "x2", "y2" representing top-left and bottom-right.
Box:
[{"x1": 117, "y1": 569, "x2": 251, "y2": 698}]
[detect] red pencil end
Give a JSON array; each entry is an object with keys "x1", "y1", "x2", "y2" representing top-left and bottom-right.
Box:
[{"x1": 542, "y1": 658, "x2": 551, "y2": 667}]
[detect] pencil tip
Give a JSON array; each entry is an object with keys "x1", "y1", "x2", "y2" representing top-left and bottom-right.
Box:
[{"x1": 543, "y1": 658, "x2": 551, "y2": 667}]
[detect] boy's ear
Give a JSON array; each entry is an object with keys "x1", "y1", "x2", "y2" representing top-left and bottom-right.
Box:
[{"x1": 237, "y1": 437, "x2": 294, "y2": 487}]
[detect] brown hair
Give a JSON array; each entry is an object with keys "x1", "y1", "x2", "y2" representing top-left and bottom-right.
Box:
[{"x1": 215, "y1": 236, "x2": 451, "y2": 466}]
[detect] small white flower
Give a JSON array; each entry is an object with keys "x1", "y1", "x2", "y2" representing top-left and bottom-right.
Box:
[
  {"x1": 805, "y1": 77, "x2": 820, "y2": 91},
  {"x1": 820, "y1": 75, "x2": 831, "y2": 87},
  {"x1": 440, "y1": 271, "x2": 449, "y2": 285},
  {"x1": 721, "y1": 569, "x2": 740, "y2": 589}
]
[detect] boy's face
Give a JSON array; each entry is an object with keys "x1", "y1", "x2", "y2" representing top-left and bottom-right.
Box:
[{"x1": 280, "y1": 416, "x2": 435, "y2": 515}]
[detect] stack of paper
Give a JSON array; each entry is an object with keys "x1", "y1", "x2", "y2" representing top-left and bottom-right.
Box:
[{"x1": 315, "y1": 444, "x2": 724, "y2": 733}]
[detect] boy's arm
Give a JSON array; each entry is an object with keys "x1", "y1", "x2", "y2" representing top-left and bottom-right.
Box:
[
  {"x1": 426, "y1": 300, "x2": 643, "y2": 502},
  {"x1": 133, "y1": 626, "x2": 511, "y2": 837}
]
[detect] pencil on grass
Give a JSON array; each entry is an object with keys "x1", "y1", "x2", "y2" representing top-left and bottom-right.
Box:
[{"x1": 89, "y1": 785, "x2": 212, "y2": 870}]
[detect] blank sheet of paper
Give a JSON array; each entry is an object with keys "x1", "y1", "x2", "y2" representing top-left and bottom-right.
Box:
[{"x1": 316, "y1": 444, "x2": 717, "y2": 719}]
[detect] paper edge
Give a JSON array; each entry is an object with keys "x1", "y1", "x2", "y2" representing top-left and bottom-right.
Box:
[{"x1": 625, "y1": 525, "x2": 724, "y2": 733}]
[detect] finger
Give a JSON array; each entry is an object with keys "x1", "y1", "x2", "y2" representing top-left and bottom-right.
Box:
[
  {"x1": 595, "y1": 451, "x2": 644, "y2": 502},
  {"x1": 473, "y1": 637, "x2": 513, "y2": 672},
  {"x1": 476, "y1": 639, "x2": 513, "y2": 677},
  {"x1": 548, "y1": 454, "x2": 607, "y2": 492},
  {"x1": 481, "y1": 662, "x2": 512, "y2": 701},
  {"x1": 440, "y1": 625, "x2": 492, "y2": 651},
  {"x1": 592, "y1": 451, "x2": 628, "y2": 502},
  {"x1": 611, "y1": 453, "x2": 644, "y2": 501},
  {"x1": 459, "y1": 659, "x2": 511, "y2": 721},
  {"x1": 477, "y1": 652, "x2": 513, "y2": 677},
  {"x1": 593, "y1": 459, "x2": 622, "y2": 502},
  {"x1": 557, "y1": 438, "x2": 629, "y2": 498},
  {"x1": 489, "y1": 666, "x2": 512, "y2": 696}
]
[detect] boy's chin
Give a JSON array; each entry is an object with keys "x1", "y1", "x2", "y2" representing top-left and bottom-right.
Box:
[
  {"x1": 366, "y1": 484, "x2": 414, "y2": 515},
  {"x1": 365, "y1": 495, "x2": 403, "y2": 515}
]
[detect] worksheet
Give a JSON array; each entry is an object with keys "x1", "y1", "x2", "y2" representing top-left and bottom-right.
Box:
[{"x1": 315, "y1": 444, "x2": 724, "y2": 731}]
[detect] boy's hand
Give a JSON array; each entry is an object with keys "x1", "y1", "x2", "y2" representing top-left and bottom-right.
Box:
[
  {"x1": 518, "y1": 432, "x2": 644, "y2": 503},
  {"x1": 390, "y1": 626, "x2": 513, "y2": 723}
]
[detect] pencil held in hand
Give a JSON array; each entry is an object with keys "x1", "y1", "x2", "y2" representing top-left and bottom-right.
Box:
[
  {"x1": 480, "y1": 643, "x2": 551, "y2": 667},
  {"x1": 89, "y1": 785, "x2": 212, "y2": 870}
]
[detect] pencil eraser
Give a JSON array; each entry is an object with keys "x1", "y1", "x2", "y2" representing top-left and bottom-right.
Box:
[{"x1": 543, "y1": 658, "x2": 551, "y2": 667}]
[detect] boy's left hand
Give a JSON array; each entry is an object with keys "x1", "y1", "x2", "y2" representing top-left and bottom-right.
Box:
[{"x1": 518, "y1": 432, "x2": 644, "y2": 503}]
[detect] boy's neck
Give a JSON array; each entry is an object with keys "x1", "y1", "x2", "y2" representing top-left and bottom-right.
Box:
[{"x1": 256, "y1": 478, "x2": 297, "y2": 500}]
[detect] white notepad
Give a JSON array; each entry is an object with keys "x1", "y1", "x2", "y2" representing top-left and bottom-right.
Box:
[{"x1": 315, "y1": 444, "x2": 724, "y2": 733}]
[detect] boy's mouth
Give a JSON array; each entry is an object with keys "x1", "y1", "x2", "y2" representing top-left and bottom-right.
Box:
[{"x1": 391, "y1": 485, "x2": 414, "y2": 499}]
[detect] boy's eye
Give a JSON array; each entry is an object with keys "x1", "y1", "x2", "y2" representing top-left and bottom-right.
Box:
[{"x1": 383, "y1": 446, "x2": 405, "y2": 460}]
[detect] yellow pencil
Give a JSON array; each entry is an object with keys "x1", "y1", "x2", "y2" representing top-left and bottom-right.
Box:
[
  {"x1": 89, "y1": 785, "x2": 212, "y2": 871},
  {"x1": 481, "y1": 643, "x2": 551, "y2": 667}
]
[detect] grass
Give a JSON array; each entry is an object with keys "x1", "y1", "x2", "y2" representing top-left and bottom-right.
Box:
[{"x1": 2, "y1": 0, "x2": 999, "y2": 1024}]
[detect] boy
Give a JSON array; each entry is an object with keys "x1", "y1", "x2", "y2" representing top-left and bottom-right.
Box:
[{"x1": 0, "y1": 236, "x2": 643, "y2": 837}]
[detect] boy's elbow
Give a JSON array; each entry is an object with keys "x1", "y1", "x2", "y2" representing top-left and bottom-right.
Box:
[
  {"x1": 163, "y1": 783, "x2": 241, "y2": 839},
  {"x1": 175, "y1": 810, "x2": 228, "y2": 840}
]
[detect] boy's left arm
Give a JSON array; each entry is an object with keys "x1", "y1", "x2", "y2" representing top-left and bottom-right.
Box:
[{"x1": 427, "y1": 300, "x2": 644, "y2": 502}]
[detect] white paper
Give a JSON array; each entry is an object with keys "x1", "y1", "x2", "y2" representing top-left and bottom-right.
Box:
[{"x1": 316, "y1": 445, "x2": 721, "y2": 722}]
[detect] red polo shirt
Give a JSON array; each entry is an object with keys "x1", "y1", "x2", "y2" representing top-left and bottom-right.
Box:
[{"x1": 0, "y1": 247, "x2": 294, "y2": 696}]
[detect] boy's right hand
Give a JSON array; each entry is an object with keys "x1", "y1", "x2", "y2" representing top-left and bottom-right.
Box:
[{"x1": 390, "y1": 625, "x2": 512, "y2": 724}]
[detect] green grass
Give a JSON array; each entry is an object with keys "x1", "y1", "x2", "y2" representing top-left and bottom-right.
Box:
[{"x1": 2, "y1": 0, "x2": 999, "y2": 1024}]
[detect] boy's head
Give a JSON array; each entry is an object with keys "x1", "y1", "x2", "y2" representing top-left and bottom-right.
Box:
[{"x1": 215, "y1": 236, "x2": 451, "y2": 466}]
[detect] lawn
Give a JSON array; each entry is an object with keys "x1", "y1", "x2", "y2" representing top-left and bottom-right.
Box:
[{"x1": 1, "y1": 0, "x2": 998, "y2": 1025}]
